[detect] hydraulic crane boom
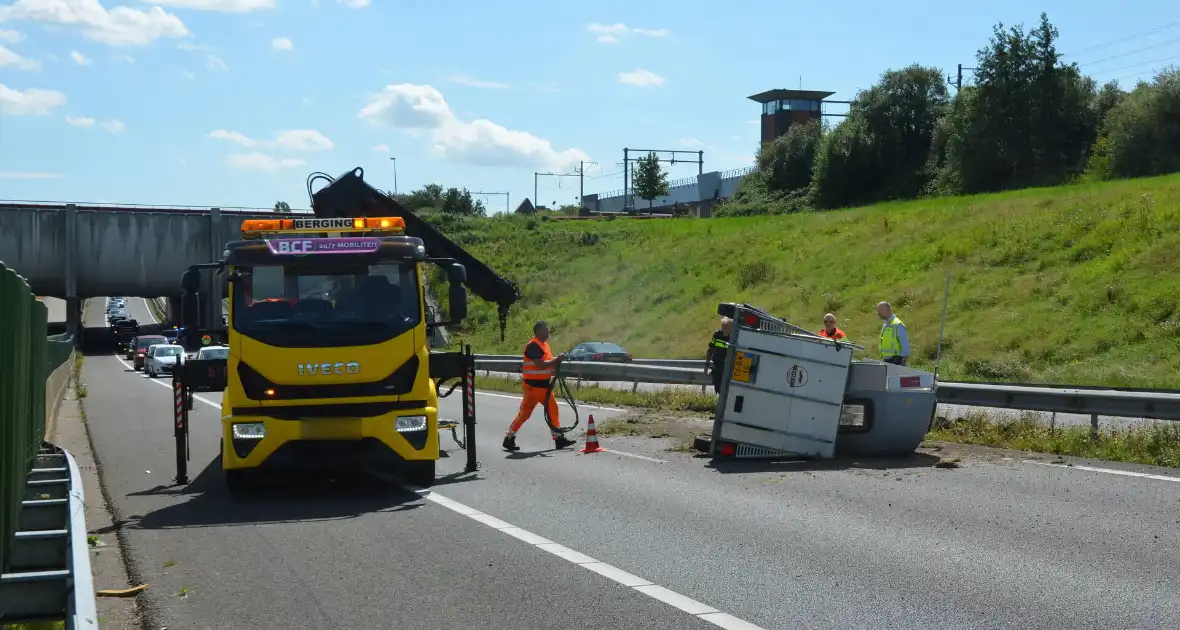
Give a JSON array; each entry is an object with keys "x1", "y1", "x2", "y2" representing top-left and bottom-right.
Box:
[{"x1": 307, "y1": 167, "x2": 522, "y2": 340}]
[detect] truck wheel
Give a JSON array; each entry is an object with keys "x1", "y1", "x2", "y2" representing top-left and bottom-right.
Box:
[{"x1": 406, "y1": 460, "x2": 435, "y2": 488}]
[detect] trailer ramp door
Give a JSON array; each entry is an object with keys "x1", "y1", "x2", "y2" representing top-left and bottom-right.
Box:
[{"x1": 714, "y1": 322, "x2": 853, "y2": 459}]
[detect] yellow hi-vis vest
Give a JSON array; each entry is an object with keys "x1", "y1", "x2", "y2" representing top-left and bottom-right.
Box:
[{"x1": 879, "y1": 316, "x2": 903, "y2": 358}]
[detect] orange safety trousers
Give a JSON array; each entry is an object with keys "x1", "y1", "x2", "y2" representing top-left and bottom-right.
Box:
[{"x1": 508, "y1": 383, "x2": 560, "y2": 437}]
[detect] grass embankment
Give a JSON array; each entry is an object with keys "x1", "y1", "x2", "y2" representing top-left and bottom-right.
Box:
[
  {"x1": 450, "y1": 173, "x2": 1180, "y2": 388},
  {"x1": 460, "y1": 175, "x2": 1180, "y2": 465}
]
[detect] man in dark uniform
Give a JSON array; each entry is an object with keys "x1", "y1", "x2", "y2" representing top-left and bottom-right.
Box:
[{"x1": 705, "y1": 316, "x2": 733, "y2": 394}]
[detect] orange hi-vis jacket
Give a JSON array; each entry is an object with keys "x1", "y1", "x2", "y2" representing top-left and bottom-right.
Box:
[
  {"x1": 521, "y1": 336, "x2": 555, "y2": 386},
  {"x1": 818, "y1": 327, "x2": 846, "y2": 340}
]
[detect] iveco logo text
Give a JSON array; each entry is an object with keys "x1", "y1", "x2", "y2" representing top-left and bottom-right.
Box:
[{"x1": 297, "y1": 362, "x2": 360, "y2": 376}]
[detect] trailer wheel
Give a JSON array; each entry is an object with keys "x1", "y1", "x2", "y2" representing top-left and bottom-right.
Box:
[
  {"x1": 692, "y1": 435, "x2": 712, "y2": 453},
  {"x1": 406, "y1": 460, "x2": 435, "y2": 488}
]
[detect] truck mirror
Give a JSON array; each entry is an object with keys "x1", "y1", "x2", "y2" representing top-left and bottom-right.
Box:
[
  {"x1": 448, "y1": 284, "x2": 467, "y2": 324},
  {"x1": 446, "y1": 263, "x2": 467, "y2": 285}
]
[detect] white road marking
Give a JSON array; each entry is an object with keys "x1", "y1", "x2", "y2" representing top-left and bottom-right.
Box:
[
  {"x1": 139, "y1": 297, "x2": 160, "y2": 324},
  {"x1": 475, "y1": 389, "x2": 624, "y2": 412},
  {"x1": 412, "y1": 487, "x2": 768, "y2": 630},
  {"x1": 603, "y1": 449, "x2": 668, "y2": 464},
  {"x1": 1028, "y1": 460, "x2": 1180, "y2": 484},
  {"x1": 112, "y1": 353, "x2": 221, "y2": 410}
]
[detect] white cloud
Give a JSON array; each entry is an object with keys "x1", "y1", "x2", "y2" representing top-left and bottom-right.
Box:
[
  {"x1": 178, "y1": 42, "x2": 211, "y2": 51},
  {"x1": 112, "y1": 54, "x2": 134, "y2": 63},
  {"x1": 618, "y1": 68, "x2": 665, "y2": 87},
  {"x1": 678, "y1": 138, "x2": 706, "y2": 149},
  {"x1": 70, "y1": 50, "x2": 91, "y2": 65},
  {"x1": 586, "y1": 22, "x2": 670, "y2": 43},
  {"x1": 208, "y1": 129, "x2": 334, "y2": 151},
  {"x1": 358, "y1": 83, "x2": 589, "y2": 170},
  {"x1": 337, "y1": 0, "x2": 370, "y2": 7},
  {"x1": 226, "y1": 152, "x2": 306, "y2": 171},
  {"x1": 206, "y1": 54, "x2": 227, "y2": 70},
  {"x1": 0, "y1": 43, "x2": 39, "y2": 70},
  {"x1": 270, "y1": 36, "x2": 292, "y2": 51},
  {"x1": 148, "y1": 0, "x2": 275, "y2": 11},
  {"x1": 0, "y1": 28, "x2": 23, "y2": 43},
  {"x1": 0, "y1": 83, "x2": 66, "y2": 115},
  {"x1": 66, "y1": 115, "x2": 95, "y2": 127},
  {"x1": 0, "y1": 171, "x2": 64, "y2": 179},
  {"x1": 102, "y1": 119, "x2": 125, "y2": 132},
  {"x1": 448, "y1": 74, "x2": 509, "y2": 89},
  {"x1": 373, "y1": 143, "x2": 389, "y2": 152},
  {"x1": 0, "y1": 0, "x2": 190, "y2": 46}
]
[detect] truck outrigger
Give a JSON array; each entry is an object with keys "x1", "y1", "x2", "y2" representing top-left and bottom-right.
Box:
[{"x1": 170, "y1": 167, "x2": 520, "y2": 494}]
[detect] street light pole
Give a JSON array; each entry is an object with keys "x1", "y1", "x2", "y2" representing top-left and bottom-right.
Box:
[{"x1": 389, "y1": 157, "x2": 398, "y2": 196}]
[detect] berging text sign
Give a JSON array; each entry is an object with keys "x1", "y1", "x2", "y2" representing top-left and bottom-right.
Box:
[
  {"x1": 292, "y1": 218, "x2": 356, "y2": 230},
  {"x1": 266, "y1": 238, "x2": 381, "y2": 255}
]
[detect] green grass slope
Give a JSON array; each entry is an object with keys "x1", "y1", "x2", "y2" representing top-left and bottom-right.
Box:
[{"x1": 443, "y1": 173, "x2": 1180, "y2": 388}]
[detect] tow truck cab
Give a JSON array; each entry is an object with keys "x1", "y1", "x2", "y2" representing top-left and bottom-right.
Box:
[{"x1": 213, "y1": 215, "x2": 469, "y2": 491}]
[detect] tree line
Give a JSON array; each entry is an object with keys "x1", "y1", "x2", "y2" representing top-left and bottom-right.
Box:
[{"x1": 720, "y1": 13, "x2": 1180, "y2": 216}]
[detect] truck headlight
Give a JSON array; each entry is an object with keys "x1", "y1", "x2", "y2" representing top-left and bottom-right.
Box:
[
  {"x1": 232, "y1": 422, "x2": 266, "y2": 439},
  {"x1": 839, "y1": 404, "x2": 866, "y2": 429},
  {"x1": 395, "y1": 415, "x2": 427, "y2": 432}
]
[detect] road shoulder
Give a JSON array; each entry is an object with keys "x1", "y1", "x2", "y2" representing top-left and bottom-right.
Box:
[{"x1": 52, "y1": 372, "x2": 144, "y2": 629}]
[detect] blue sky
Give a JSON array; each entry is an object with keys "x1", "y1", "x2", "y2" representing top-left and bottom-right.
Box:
[{"x1": 0, "y1": 0, "x2": 1175, "y2": 213}]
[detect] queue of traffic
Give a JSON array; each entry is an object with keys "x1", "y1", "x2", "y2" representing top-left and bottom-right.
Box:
[{"x1": 107, "y1": 297, "x2": 228, "y2": 378}]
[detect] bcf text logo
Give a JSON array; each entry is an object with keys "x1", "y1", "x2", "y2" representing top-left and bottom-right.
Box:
[{"x1": 275, "y1": 240, "x2": 314, "y2": 253}]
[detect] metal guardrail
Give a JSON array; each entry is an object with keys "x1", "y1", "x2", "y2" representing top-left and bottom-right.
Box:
[
  {"x1": 0, "y1": 444, "x2": 98, "y2": 628},
  {"x1": 1, "y1": 263, "x2": 97, "y2": 627},
  {"x1": 474, "y1": 358, "x2": 711, "y2": 388},
  {"x1": 470, "y1": 354, "x2": 1180, "y2": 421}
]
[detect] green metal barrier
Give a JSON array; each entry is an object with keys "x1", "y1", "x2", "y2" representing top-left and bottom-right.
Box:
[{"x1": 0, "y1": 263, "x2": 49, "y2": 575}]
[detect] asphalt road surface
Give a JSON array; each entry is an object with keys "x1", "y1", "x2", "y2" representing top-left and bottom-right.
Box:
[{"x1": 80, "y1": 298, "x2": 1180, "y2": 629}]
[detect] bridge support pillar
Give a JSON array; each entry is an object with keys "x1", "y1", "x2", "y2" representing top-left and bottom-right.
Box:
[
  {"x1": 166, "y1": 296, "x2": 182, "y2": 324},
  {"x1": 202, "y1": 208, "x2": 224, "y2": 331},
  {"x1": 63, "y1": 204, "x2": 80, "y2": 344}
]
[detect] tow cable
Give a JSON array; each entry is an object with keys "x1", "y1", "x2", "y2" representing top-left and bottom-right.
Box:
[{"x1": 543, "y1": 364, "x2": 580, "y2": 435}]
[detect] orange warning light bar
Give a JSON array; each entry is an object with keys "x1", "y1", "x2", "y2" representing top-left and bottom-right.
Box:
[{"x1": 240, "y1": 216, "x2": 405, "y2": 236}]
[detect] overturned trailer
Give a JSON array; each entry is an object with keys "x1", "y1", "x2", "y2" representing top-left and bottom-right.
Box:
[{"x1": 695, "y1": 303, "x2": 937, "y2": 459}]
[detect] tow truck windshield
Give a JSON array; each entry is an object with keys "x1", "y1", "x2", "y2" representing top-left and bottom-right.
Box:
[{"x1": 231, "y1": 260, "x2": 420, "y2": 348}]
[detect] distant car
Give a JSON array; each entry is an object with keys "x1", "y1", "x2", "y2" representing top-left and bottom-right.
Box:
[
  {"x1": 567, "y1": 342, "x2": 632, "y2": 363},
  {"x1": 124, "y1": 336, "x2": 140, "y2": 360},
  {"x1": 145, "y1": 344, "x2": 184, "y2": 378},
  {"x1": 131, "y1": 335, "x2": 167, "y2": 370},
  {"x1": 161, "y1": 329, "x2": 180, "y2": 344},
  {"x1": 196, "y1": 345, "x2": 229, "y2": 360}
]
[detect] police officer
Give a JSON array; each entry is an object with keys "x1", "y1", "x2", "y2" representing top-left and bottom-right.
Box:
[{"x1": 704, "y1": 316, "x2": 733, "y2": 394}]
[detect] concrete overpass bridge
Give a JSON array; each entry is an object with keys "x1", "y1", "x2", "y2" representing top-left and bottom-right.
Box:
[{"x1": 0, "y1": 203, "x2": 299, "y2": 336}]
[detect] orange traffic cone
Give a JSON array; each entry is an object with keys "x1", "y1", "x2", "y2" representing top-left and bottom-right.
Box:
[{"x1": 580, "y1": 414, "x2": 605, "y2": 453}]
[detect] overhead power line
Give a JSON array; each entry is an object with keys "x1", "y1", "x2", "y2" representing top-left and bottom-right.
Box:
[
  {"x1": 1076, "y1": 35, "x2": 1180, "y2": 66},
  {"x1": 1063, "y1": 19, "x2": 1180, "y2": 57},
  {"x1": 1090, "y1": 52, "x2": 1180, "y2": 76}
]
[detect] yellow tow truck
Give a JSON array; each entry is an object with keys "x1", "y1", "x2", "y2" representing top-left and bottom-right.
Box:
[{"x1": 171, "y1": 167, "x2": 520, "y2": 494}]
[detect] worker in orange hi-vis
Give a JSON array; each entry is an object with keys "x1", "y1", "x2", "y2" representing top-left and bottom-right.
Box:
[
  {"x1": 817, "y1": 313, "x2": 847, "y2": 341},
  {"x1": 503, "y1": 321, "x2": 577, "y2": 452}
]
